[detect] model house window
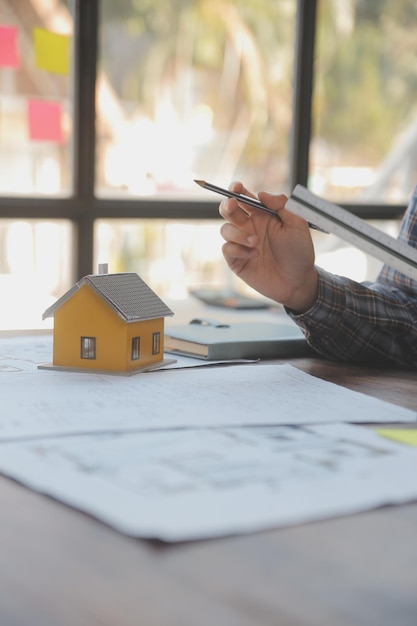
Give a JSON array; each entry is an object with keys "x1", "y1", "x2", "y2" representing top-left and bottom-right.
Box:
[
  {"x1": 131, "y1": 336, "x2": 140, "y2": 360},
  {"x1": 80, "y1": 336, "x2": 96, "y2": 359},
  {"x1": 152, "y1": 332, "x2": 160, "y2": 355}
]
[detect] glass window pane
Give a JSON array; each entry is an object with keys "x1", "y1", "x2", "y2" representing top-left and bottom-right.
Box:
[
  {"x1": 152, "y1": 332, "x2": 160, "y2": 355},
  {"x1": 131, "y1": 336, "x2": 140, "y2": 360},
  {"x1": 0, "y1": 0, "x2": 75, "y2": 197},
  {"x1": 0, "y1": 219, "x2": 74, "y2": 329},
  {"x1": 81, "y1": 336, "x2": 96, "y2": 359},
  {"x1": 96, "y1": 0, "x2": 296, "y2": 200},
  {"x1": 95, "y1": 219, "x2": 249, "y2": 301},
  {"x1": 313, "y1": 0, "x2": 417, "y2": 203}
]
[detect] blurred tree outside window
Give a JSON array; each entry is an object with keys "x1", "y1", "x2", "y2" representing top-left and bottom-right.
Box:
[
  {"x1": 94, "y1": 0, "x2": 296, "y2": 299},
  {"x1": 96, "y1": 0, "x2": 296, "y2": 197},
  {"x1": 308, "y1": 0, "x2": 417, "y2": 282},
  {"x1": 312, "y1": 0, "x2": 417, "y2": 203}
]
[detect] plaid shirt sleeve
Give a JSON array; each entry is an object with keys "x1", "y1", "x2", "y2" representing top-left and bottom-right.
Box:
[{"x1": 286, "y1": 185, "x2": 417, "y2": 366}]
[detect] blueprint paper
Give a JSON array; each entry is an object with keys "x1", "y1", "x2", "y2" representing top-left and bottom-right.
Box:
[
  {"x1": 1, "y1": 334, "x2": 417, "y2": 542},
  {"x1": 0, "y1": 334, "x2": 416, "y2": 441},
  {"x1": 0, "y1": 424, "x2": 416, "y2": 541}
]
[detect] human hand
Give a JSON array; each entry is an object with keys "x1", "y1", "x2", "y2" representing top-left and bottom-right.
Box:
[{"x1": 219, "y1": 181, "x2": 319, "y2": 312}]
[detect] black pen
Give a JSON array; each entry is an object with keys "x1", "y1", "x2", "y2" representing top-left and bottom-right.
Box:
[{"x1": 194, "y1": 179, "x2": 327, "y2": 232}]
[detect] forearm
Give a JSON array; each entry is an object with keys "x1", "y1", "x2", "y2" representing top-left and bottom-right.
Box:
[{"x1": 286, "y1": 267, "x2": 417, "y2": 367}]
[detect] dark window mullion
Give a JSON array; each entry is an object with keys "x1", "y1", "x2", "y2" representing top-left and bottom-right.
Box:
[
  {"x1": 73, "y1": 0, "x2": 99, "y2": 278},
  {"x1": 73, "y1": 0, "x2": 97, "y2": 199},
  {"x1": 289, "y1": 0, "x2": 317, "y2": 190}
]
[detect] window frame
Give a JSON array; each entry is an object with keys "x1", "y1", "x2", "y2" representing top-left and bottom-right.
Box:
[
  {"x1": 131, "y1": 336, "x2": 140, "y2": 361},
  {"x1": 80, "y1": 336, "x2": 96, "y2": 360},
  {"x1": 152, "y1": 332, "x2": 160, "y2": 356},
  {"x1": 0, "y1": 0, "x2": 407, "y2": 285}
]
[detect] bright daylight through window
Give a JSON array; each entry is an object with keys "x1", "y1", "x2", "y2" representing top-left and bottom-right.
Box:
[{"x1": 1, "y1": 0, "x2": 417, "y2": 329}]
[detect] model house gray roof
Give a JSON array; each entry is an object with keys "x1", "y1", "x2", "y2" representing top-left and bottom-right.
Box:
[{"x1": 42, "y1": 272, "x2": 174, "y2": 322}]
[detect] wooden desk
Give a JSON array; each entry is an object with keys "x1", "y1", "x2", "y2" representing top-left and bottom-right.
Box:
[{"x1": 0, "y1": 355, "x2": 416, "y2": 626}]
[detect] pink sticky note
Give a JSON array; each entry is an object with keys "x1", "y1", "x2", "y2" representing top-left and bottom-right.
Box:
[
  {"x1": 0, "y1": 25, "x2": 20, "y2": 68},
  {"x1": 27, "y1": 99, "x2": 64, "y2": 143}
]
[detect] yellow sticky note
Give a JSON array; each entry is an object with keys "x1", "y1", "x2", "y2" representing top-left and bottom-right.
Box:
[
  {"x1": 376, "y1": 428, "x2": 417, "y2": 448},
  {"x1": 33, "y1": 27, "x2": 71, "y2": 75}
]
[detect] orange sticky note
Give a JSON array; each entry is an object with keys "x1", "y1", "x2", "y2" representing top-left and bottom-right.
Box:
[
  {"x1": 33, "y1": 27, "x2": 70, "y2": 75},
  {"x1": 0, "y1": 25, "x2": 20, "y2": 68},
  {"x1": 27, "y1": 99, "x2": 64, "y2": 143}
]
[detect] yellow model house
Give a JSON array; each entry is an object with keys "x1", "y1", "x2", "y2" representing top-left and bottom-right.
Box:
[{"x1": 41, "y1": 270, "x2": 174, "y2": 374}]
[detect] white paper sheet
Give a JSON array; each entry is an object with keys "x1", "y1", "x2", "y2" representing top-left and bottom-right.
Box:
[
  {"x1": 0, "y1": 335, "x2": 415, "y2": 441},
  {"x1": 0, "y1": 423, "x2": 416, "y2": 541},
  {"x1": 0, "y1": 333, "x2": 248, "y2": 373}
]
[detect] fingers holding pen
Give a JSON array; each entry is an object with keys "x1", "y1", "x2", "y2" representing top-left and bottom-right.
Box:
[
  {"x1": 218, "y1": 182, "x2": 290, "y2": 262},
  {"x1": 220, "y1": 219, "x2": 259, "y2": 254},
  {"x1": 219, "y1": 195, "x2": 252, "y2": 225},
  {"x1": 219, "y1": 182, "x2": 287, "y2": 227},
  {"x1": 220, "y1": 232, "x2": 260, "y2": 275},
  {"x1": 218, "y1": 180, "x2": 259, "y2": 223},
  {"x1": 219, "y1": 182, "x2": 259, "y2": 253},
  {"x1": 219, "y1": 195, "x2": 258, "y2": 263}
]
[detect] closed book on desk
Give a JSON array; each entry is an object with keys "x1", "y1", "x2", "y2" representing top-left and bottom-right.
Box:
[{"x1": 164, "y1": 319, "x2": 311, "y2": 360}]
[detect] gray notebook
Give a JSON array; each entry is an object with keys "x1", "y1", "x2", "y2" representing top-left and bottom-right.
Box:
[{"x1": 164, "y1": 319, "x2": 311, "y2": 360}]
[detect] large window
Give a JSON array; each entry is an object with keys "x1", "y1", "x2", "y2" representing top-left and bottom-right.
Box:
[
  {"x1": 96, "y1": 0, "x2": 296, "y2": 197},
  {"x1": 312, "y1": 0, "x2": 417, "y2": 203},
  {"x1": 1, "y1": 0, "x2": 416, "y2": 329},
  {"x1": 94, "y1": 0, "x2": 297, "y2": 299},
  {"x1": 0, "y1": 0, "x2": 74, "y2": 196}
]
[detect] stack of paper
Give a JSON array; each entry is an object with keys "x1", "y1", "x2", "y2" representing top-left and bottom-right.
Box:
[{"x1": 0, "y1": 333, "x2": 416, "y2": 541}]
